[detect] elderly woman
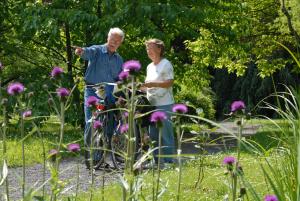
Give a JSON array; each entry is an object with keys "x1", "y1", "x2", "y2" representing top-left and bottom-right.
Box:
[{"x1": 142, "y1": 38, "x2": 175, "y2": 165}]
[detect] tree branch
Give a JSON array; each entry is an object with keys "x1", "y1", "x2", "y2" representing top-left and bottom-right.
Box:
[
  {"x1": 281, "y1": 0, "x2": 300, "y2": 44},
  {"x1": 31, "y1": 39, "x2": 67, "y2": 62}
]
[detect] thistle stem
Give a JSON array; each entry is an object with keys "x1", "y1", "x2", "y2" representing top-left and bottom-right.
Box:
[{"x1": 21, "y1": 113, "x2": 25, "y2": 198}]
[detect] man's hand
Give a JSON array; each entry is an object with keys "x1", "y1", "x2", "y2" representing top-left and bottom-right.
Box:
[{"x1": 72, "y1": 46, "x2": 84, "y2": 56}]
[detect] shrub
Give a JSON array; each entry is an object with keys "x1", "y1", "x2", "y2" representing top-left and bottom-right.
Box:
[{"x1": 174, "y1": 85, "x2": 215, "y2": 120}]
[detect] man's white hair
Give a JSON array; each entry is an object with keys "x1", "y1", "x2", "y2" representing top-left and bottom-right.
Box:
[{"x1": 108, "y1": 27, "x2": 125, "y2": 41}]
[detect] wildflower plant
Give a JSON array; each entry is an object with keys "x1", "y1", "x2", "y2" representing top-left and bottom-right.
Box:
[
  {"x1": 264, "y1": 194, "x2": 278, "y2": 201},
  {"x1": 0, "y1": 98, "x2": 10, "y2": 201},
  {"x1": 223, "y1": 156, "x2": 236, "y2": 171},
  {"x1": 222, "y1": 100, "x2": 248, "y2": 201},
  {"x1": 122, "y1": 60, "x2": 141, "y2": 74},
  {"x1": 7, "y1": 82, "x2": 25, "y2": 95},
  {"x1": 118, "y1": 71, "x2": 130, "y2": 81},
  {"x1": 93, "y1": 120, "x2": 103, "y2": 129},
  {"x1": 43, "y1": 66, "x2": 76, "y2": 200},
  {"x1": 149, "y1": 111, "x2": 167, "y2": 201},
  {"x1": 6, "y1": 81, "x2": 29, "y2": 198},
  {"x1": 51, "y1": 66, "x2": 64, "y2": 78},
  {"x1": 120, "y1": 123, "x2": 129, "y2": 134},
  {"x1": 115, "y1": 59, "x2": 163, "y2": 200},
  {"x1": 0, "y1": 62, "x2": 10, "y2": 200},
  {"x1": 118, "y1": 60, "x2": 141, "y2": 199},
  {"x1": 67, "y1": 143, "x2": 81, "y2": 200},
  {"x1": 172, "y1": 103, "x2": 188, "y2": 201},
  {"x1": 85, "y1": 94, "x2": 101, "y2": 195},
  {"x1": 67, "y1": 143, "x2": 81, "y2": 152}
]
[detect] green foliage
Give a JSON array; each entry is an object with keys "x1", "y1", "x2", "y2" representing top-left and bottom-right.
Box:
[
  {"x1": 187, "y1": 0, "x2": 300, "y2": 77},
  {"x1": 174, "y1": 85, "x2": 215, "y2": 120},
  {"x1": 2, "y1": 0, "x2": 300, "y2": 121},
  {"x1": 211, "y1": 63, "x2": 299, "y2": 119}
]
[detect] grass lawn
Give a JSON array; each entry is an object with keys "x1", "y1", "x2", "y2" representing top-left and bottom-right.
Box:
[
  {"x1": 0, "y1": 115, "x2": 83, "y2": 167},
  {"x1": 1, "y1": 117, "x2": 283, "y2": 167},
  {"x1": 74, "y1": 153, "x2": 272, "y2": 201}
]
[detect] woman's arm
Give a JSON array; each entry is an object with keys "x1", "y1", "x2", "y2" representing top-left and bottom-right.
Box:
[{"x1": 142, "y1": 79, "x2": 173, "y2": 88}]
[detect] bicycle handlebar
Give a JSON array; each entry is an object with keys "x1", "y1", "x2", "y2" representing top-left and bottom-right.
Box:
[{"x1": 86, "y1": 82, "x2": 117, "y2": 88}]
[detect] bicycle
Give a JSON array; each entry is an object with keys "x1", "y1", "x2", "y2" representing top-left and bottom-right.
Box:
[
  {"x1": 84, "y1": 82, "x2": 121, "y2": 170},
  {"x1": 110, "y1": 88, "x2": 155, "y2": 170},
  {"x1": 84, "y1": 82, "x2": 154, "y2": 170}
]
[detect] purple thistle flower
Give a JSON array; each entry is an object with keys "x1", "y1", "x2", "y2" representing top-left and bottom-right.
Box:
[
  {"x1": 150, "y1": 111, "x2": 167, "y2": 123},
  {"x1": 117, "y1": 97, "x2": 126, "y2": 106},
  {"x1": 67, "y1": 143, "x2": 80, "y2": 152},
  {"x1": 49, "y1": 149, "x2": 58, "y2": 156},
  {"x1": 48, "y1": 98, "x2": 54, "y2": 105},
  {"x1": 22, "y1": 110, "x2": 32, "y2": 118},
  {"x1": 118, "y1": 71, "x2": 130, "y2": 81},
  {"x1": 48, "y1": 149, "x2": 58, "y2": 161},
  {"x1": 223, "y1": 156, "x2": 236, "y2": 165},
  {"x1": 0, "y1": 62, "x2": 3, "y2": 70},
  {"x1": 7, "y1": 82, "x2": 25, "y2": 95},
  {"x1": 120, "y1": 124, "x2": 129, "y2": 134},
  {"x1": 56, "y1": 88, "x2": 70, "y2": 97},
  {"x1": 123, "y1": 60, "x2": 141, "y2": 72},
  {"x1": 86, "y1": 96, "x2": 99, "y2": 107},
  {"x1": 231, "y1": 100, "x2": 246, "y2": 112},
  {"x1": 264, "y1": 195, "x2": 278, "y2": 201},
  {"x1": 123, "y1": 112, "x2": 129, "y2": 118},
  {"x1": 172, "y1": 104, "x2": 188, "y2": 114},
  {"x1": 1, "y1": 98, "x2": 8, "y2": 105},
  {"x1": 93, "y1": 120, "x2": 103, "y2": 129},
  {"x1": 51, "y1": 66, "x2": 64, "y2": 78}
]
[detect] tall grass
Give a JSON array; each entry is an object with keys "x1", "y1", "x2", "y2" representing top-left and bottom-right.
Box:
[
  {"x1": 255, "y1": 86, "x2": 300, "y2": 200},
  {"x1": 245, "y1": 43, "x2": 300, "y2": 200}
]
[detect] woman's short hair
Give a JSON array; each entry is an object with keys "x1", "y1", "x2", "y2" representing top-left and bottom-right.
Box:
[
  {"x1": 108, "y1": 28, "x2": 125, "y2": 41},
  {"x1": 145, "y1": 38, "x2": 165, "y2": 56}
]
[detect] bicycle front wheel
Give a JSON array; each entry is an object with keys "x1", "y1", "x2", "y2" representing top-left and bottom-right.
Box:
[{"x1": 85, "y1": 129, "x2": 107, "y2": 170}]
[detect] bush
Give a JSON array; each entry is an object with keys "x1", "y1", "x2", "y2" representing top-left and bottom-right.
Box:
[{"x1": 174, "y1": 85, "x2": 215, "y2": 120}]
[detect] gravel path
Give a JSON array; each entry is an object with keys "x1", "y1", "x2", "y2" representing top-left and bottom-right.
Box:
[{"x1": 0, "y1": 157, "x2": 120, "y2": 201}]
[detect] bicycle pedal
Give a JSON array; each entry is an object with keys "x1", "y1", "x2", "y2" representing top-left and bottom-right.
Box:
[{"x1": 101, "y1": 162, "x2": 114, "y2": 169}]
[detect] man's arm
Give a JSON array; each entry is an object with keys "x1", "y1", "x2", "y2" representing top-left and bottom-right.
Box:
[{"x1": 73, "y1": 45, "x2": 98, "y2": 60}]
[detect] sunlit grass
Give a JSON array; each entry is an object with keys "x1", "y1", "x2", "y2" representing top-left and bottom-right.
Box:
[
  {"x1": 74, "y1": 153, "x2": 273, "y2": 201},
  {"x1": 0, "y1": 116, "x2": 83, "y2": 167}
]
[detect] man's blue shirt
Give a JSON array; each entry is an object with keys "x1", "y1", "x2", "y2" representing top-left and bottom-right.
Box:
[{"x1": 82, "y1": 44, "x2": 123, "y2": 84}]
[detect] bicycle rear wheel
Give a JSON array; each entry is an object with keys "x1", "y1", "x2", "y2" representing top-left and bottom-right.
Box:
[
  {"x1": 85, "y1": 129, "x2": 107, "y2": 170},
  {"x1": 111, "y1": 124, "x2": 146, "y2": 170},
  {"x1": 111, "y1": 132, "x2": 127, "y2": 170}
]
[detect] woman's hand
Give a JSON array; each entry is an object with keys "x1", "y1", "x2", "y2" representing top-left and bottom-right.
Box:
[{"x1": 139, "y1": 85, "x2": 147, "y2": 92}]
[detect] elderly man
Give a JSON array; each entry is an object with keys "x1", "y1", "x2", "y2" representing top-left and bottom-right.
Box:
[{"x1": 75, "y1": 28, "x2": 124, "y2": 166}]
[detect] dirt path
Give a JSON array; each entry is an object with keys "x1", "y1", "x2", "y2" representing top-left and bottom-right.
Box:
[{"x1": 1, "y1": 157, "x2": 119, "y2": 200}]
